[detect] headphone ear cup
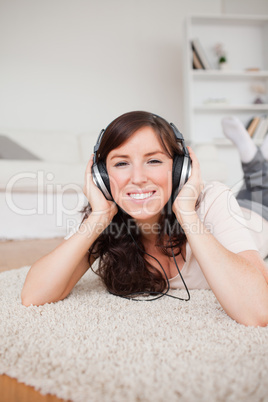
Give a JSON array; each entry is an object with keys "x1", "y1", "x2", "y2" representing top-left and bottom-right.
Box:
[
  {"x1": 94, "y1": 160, "x2": 112, "y2": 200},
  {"x1": 172, "y1": 154, "x2": 184, "y2": 203}
]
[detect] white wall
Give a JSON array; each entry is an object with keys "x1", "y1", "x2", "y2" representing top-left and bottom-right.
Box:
[
  {"x1": 0, "y1": 0, "x2": 221, "y2": 133},
  {"x1": 223, "y1": 0, "x2": 268, "y2": 14},
  {"x1": 0, "y1": 0, "x2": 267, "y2": 134}
]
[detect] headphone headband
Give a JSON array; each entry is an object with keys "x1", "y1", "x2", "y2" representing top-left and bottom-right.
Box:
[{"x1": 152, "y1": 114, "x2": 189, "y2": 157}]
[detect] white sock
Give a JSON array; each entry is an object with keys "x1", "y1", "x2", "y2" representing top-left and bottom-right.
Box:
[
  {"x1": 221, "y1": 116, "x2": 257, "y2": 163},
  {"x1": 260, "y1": 133, "x2": 268, "y2": 161}
]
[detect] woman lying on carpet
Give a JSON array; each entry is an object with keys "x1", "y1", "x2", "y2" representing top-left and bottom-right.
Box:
[{"x1": 21, "y1": 112, "x2": 268, "y2": 327}]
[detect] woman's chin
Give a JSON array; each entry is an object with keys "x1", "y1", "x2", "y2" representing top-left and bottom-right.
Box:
[{"x1": 118, "y1": 201, "x2": 165, "y2": 221}]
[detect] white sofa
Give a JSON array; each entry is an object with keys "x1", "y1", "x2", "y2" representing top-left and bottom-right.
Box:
[
  {"x1": 0, "y1": 128, "x2": 99, "y2": 239},
  {"x1": 0, "y1": 128, "x2": 96, "y2": 190},
  {"x1": 0, "y1": 128, "x2": 227, "y2": 239}
]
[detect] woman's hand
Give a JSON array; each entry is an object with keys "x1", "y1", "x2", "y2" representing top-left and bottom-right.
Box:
[
  {"x1": 83, "y1": 154, "x2": 118, "y2": 223},
  {"x1": 172, "y1": 146, "x2": 204, "y2": 224}
]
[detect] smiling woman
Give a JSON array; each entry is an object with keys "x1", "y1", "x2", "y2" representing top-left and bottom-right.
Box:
[
  {"x1": 106, "y1": 127, "x2": 173, "y2": 222},
  {"x1": 81, "y1": 112, "x2": 190, "y2": 299},
  {"x1": 21, "y1": 111, "x2": 268, "y2": 327}
]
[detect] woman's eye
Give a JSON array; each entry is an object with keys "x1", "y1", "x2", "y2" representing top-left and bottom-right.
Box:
[
  {"x1": 114, "y1": 159, "x2": 162, "y2": 167},
  {"x1": 148, "y1": 159, "x2": 162, "y2": 164},
  {"x1": 114, "y1": 161, "x2": 128, "y2": 167}
]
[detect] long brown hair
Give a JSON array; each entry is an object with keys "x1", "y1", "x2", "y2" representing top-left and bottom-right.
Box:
[{"x1": 81, "y1": 111, "x2": 188, "y2": 296}]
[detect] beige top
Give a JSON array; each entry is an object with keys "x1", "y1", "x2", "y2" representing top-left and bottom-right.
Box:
[{"x1": 169, "y1": 181, "x2": 268, "y2": 290}]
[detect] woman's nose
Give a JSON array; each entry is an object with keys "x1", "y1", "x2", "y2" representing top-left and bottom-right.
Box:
[{"x1": 130, "y1": 165, "x2": 147, "y2": 185}]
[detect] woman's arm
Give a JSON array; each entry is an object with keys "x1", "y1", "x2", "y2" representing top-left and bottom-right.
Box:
[
  {"x1": 21, "y1": 214, "x2": 108, "y2": 307},
  {"x1": 21, "y1": 154, "x2": 118, "y2": 307},
  {"x1": 237, "y1": 249, "x2": 268, "y2": 284},
  {"x1": 173, "y1": 147, "x2": 268, "y2": 327},
  {"x1": 179, "y1": 210, "x2": 268, "y2": 327}
]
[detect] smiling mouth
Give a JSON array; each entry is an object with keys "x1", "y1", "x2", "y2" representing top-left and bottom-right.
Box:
[{"x1": 128, "y1": 191, "x2": 156, "y2": 200}]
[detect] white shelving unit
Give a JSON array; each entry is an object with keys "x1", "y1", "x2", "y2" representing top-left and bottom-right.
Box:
[{"x1": 184, "y1": 14, "x2": 268, "y2": 146}]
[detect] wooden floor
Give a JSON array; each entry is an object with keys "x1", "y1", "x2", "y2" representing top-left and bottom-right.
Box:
[
  {"x1": 0, "y1": 238, "x2": 63, "y2": 272},
  {"x1": 0, "y1": 238, "x2": 71, "y2": 402}
]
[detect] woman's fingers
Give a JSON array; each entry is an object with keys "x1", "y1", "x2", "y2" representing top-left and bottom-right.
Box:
[
  {"x1": 83, "y1": 154, "x2": 114, "y2": 210},
  {"x1": 187, "y1": 146, "x2": 203, "y2": 186},
  {"x1": 172, "y1": 146, "x2": 204, "y2": 218},
  {"x1": 85, "y1": 153, "x2": 94, "y2": 175},
  {"x1": 187, "y1": 146, "x2": 199, "y2": 173}
]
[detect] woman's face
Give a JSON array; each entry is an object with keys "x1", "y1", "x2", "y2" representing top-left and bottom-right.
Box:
[{"x1": 106, "y1": 126, "x2": 173, "y2": 224}]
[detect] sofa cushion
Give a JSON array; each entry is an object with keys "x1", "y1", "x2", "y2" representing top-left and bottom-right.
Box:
[
  {"x1": 0, "y1": 135, "x2": 41, "y2": 160},
  {"x1": 0, "y1": 160, "x2": 85, "y2": 192},
  {"x1": 0, "y1": 129, "x2": 81, "y2": 164}
]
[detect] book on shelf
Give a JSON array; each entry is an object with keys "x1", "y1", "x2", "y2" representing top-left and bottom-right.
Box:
[
  {"x1": 252, "y1": 115, "x2": 268, "y2": 141},
  {"x1": 192, "y1": 48, "x2": 204, "y2": 69},
  {"x1": 191, "y1": 39, "x2": 212, "y2": 70},
  {"x1": 246, "y1": 115, "x2": 268, "y2": 140},
  {"x1": 246, "y1": 116, "x2": 261, "y2": 137}
]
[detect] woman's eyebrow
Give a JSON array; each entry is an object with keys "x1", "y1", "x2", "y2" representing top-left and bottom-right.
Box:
[{"x1": 110, "y1": 150, "x2": 167, "y2": 160}]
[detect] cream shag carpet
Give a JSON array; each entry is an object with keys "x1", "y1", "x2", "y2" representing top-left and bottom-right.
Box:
[{"x1": 1, "y1": 266, "x2": 268, "y2": 402}]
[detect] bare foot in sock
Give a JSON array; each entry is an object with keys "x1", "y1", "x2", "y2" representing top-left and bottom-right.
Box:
[
  {"x1": 221, "y1": 116, "x2": 257, "y2": 163},
  {"x1": 260, "y1": 133, "x2": 268, "y2": 161}
]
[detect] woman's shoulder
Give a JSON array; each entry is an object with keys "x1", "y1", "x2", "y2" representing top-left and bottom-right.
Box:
[
  {"x1": 201, "y1": 180, "x2": 230, "y2": 197},
  {"x1": 196, "y1": 180, "x2": 232, "y2": 216}
]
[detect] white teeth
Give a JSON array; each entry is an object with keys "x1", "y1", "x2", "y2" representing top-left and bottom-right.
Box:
[{"x1": 129, "y1": 191, "x2": 154, "y2": 200}]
